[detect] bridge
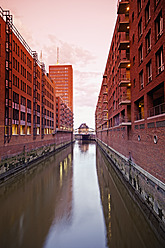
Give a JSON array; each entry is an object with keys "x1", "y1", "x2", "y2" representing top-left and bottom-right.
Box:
[{"x1": 74, "y1": 123, "x2": 95, "y2": 140}]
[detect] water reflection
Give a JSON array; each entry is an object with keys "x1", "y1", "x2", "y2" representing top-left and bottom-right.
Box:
[
  {"x1": 0, "y1": 142, "x2": 163, "y2": 248},
  {"x1": 78, "y1": 140, "x2": 90, "y2": 153},
  {"x1": 44, "y1": 141, "x2": 106, "y2": 248},
  {"x1": 96, "y1": 146, "x2": 163, "y2": 248},
  {"x1": 0, "y1": 145, "x2": 73, "y2": 248}
]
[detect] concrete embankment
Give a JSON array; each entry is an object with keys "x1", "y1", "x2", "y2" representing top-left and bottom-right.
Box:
[
  {"x1": 0, "y1": 139, "x2": 74, "y2": 185},
  {"x1": 96, "y1": 138, "x2": 165, "y2": 243}
]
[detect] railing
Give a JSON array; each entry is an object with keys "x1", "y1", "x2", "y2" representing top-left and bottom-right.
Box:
[
  {"x1": 117, "y1": 0, "x2": 129, "y2": 11},
  {"x1": 148, "y1": 103, "x2": 165, "y2": 118},
  {"x1": 119, "y1": 116, "x2": 131, "y2": 124},
  {"x1": 119, "y1": 72, "x2": 130, "y2": 82},
  {"x1": 118, "y1": 32, "x2": 130, "y2": 42},
  {"x1": 118, "y1": 53, "x2": 130, "y2": 67},
  {"x1": 120, "y1": 92, "x2": 131, "y2": 102},
  {"x1": 135, "y1": 111, "x2": 144, "y2": 121}
]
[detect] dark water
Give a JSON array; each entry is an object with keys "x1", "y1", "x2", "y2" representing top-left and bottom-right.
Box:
[{"x1": 0, "y1": 141, "x2": 163, "y2": 248}]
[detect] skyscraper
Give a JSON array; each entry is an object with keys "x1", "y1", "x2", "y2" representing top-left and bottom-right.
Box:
[{"x1": 49, "y1": 65, "x2": 73, "y2": 112}]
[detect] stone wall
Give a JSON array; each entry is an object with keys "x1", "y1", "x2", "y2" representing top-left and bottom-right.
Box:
[{"x1": 96, "y1": 138, "x2": 165, "y2": 233}]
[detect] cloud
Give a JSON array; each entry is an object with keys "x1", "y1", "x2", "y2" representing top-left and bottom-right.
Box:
[
  {"x1": 41, "y1": 35, "x2": 102, "y2": 110},
  {"x1": 42, "y1": 34, "x2": 96, "y2": 68},
  {"x1": 74, "y1": 70, "x2": 102, "y2": 108},
  {"x1": 13, "y1": 14, "x2": 35, "y2": 49}
]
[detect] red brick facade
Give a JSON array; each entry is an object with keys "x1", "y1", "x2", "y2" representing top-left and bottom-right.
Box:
[
  {"x1": 56, "y1": 96, "x2": 73, "y2": 131},
  {"x1": 49, "y1": 65, "x2": 73, "y2": 112},
  {"x1": 0, "y1": 7, "x2": 73, "y2": 159},
  {"x1": 95, "y1": 0, "x2": 165, "y2": 183}
]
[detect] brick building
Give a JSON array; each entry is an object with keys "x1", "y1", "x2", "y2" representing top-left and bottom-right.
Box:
[
  {"x1": 78, "y1": 123, "x2": 89, "y2": 134},
  {"x1": 95, "y1": 0, "x2": 165, "y2": 184},
  {"x1": 49, "y1": 65, "x2": 73, "y2": 112},
  {"x1": 0, "y1": 7, "x2": 73, "y2": 159},
  {"x1": 56, "y1": 96, "x2": 73, "y2": 131}
]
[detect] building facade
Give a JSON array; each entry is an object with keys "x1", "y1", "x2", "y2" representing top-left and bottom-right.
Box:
[
  {"x1": 95, "y1": 0, "x2": 165, "y2": 223},
  {"x1": 56, "y1": 96, "x2": 73, "y2": 131},
  {"x1": 0, "y1": 7, "x2": 73, "y2": 160},
  {"x1": 49, "y1": 64, "x2": 73, "y2": 112}
]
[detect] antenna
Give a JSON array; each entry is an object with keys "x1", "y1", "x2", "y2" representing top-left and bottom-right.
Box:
[{"x1": 57, "y1": 47, "x2": 59, "y2": 64}]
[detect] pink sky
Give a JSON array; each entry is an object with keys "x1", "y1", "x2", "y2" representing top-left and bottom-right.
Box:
[{"x1": 1, "y1": 0, "x2": 117, "y2": 129}]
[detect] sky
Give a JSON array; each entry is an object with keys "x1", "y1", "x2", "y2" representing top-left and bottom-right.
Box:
[{"x1": 1, "y1": 0, "x2": 117, "y2": 129}]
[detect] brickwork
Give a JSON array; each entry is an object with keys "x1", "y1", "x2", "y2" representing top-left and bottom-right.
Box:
[
  {"x1": 49, "y1": 65, "x2": 73, "y2": 112},
  {"x1": 95, "y1": 0, "x2": 165, "y2": 184},
  {"x1": 0, "y1": 7, "x2": 73, "y2": 160}
]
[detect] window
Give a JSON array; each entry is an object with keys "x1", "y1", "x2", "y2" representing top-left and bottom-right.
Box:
[
  {"x1": 113, "y1": 92, "x2": 115, "y2": 111},
  {"x1": 155, "y1": 11, "x2": 163, "y2": 40},
  {"x1": 132, "y1": 34, "x2": 135, "y2": 44},
  {"x1": 12, "y1": 124, "x2": 18, "y2": 135},
  {"x1": 13, "y1": 74, "x2": 19, "y2": 88},
  {"x1": 18, "y1": 46, "x2": 20, "y2": 56},
  {"x1": 27, "y1": 126, "x2": 31, "y2": 135},
  {"x1": 37, "y1": 104, "x2": 40, "y2": 113},
  {"x1": 37, "y1": 127, "x2": 40, "y2": 135},
  {"x1": 27, "y1": 113, "x2": 31, "y2": 123},
  {"x1": 138, "y1": 0, "x2": 142, "y2": 14},
  {"x1": 20, "y1": 125, "x2": 25, "y2": 135},
  {"x1": 156, "y1": 47, "x2": 164, "y2": 74},
  {"x1": 21, "y1": 80, "x2": 26, "y2": 92},
  {"x1": 146, "y1": 60, "x2": 152, "y2": 84},
  {"x1": 21, "y1": 112, "x2": 25, "y2": 121},
  {"x1": 13, "y1": 91, "x2": 19, "y2": 104},
  {"x1": 37, "y1": 92, "x2": 40, "y2": 101},
  {"x1": 132, "y1": 12, "x2": 134, "y2": 22},
  {"x1": 13, "y1": 40, "x2": 15, "y2": 51},
  {"x1": 139, "y1": 70, "x2": 144, "y2": 89},
  {"x1": 13, "y1": 109, "x2": 19, "y2": 120},
  {"x1": 145, "y1": 1, "x2": 150, "y2": 25},
  {"x1": 155, "y1": 0, "x2": 160, "y2": 7},
  {"x1": 135, "y1": 97, "x2": 144, "y2": 120},
  {"x1": 27, "y1": 85, "x2": 32, "y2": 96},
  {"x1": 27, "y1": 99, "x2": 31, "y2": 109},
  {"x1": 21, "y1": 96, "x2": 26, "y2": 106},
  {"x1": 133, "y1": 56, "x2": 135, "y2": 65},
  {"x1": 139, "y1": 44, "x2": 143, "y2": 64},
  {"x1": 133, "y1": 79, "x2": 136, "y2": 88},
  {"x1": 146, "y1": 30, "x2": 151, "y2": 54},
  {"x1": 37, "y1": 116, "x2": 40, "y2": 124},
  {"x1": 138, "y1": 19, "x2": 143, "y2": 39}
]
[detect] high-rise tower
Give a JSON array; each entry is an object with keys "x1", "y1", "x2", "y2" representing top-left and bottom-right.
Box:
[{"x1": 49, "y1": 64, "x2": 73, "y2": 112}]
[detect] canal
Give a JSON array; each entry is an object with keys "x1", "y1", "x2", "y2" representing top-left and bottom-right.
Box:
[{"x1": 0, "y1": 141, "x2": 163, "y2": 248}]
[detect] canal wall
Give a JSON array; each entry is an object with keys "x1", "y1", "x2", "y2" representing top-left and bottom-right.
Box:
[
  {"x1": 96, "y1": 138, "x2": 165, "y2": 239},
  {"x1": 0, "y1": 131, "x2": 74, "y2": 183}
]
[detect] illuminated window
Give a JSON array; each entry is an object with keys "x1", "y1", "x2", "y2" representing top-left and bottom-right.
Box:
[
  {"x1": 37, "y1": 127, "x2": 40, "y2": 135},
  {"x1": 27, "y1": 126, "x2": 31, "y2": 135},
  {"x1": 12, "y1": 124, "x2": 18, "y2": 135},
  {"x1": 20, "y1": 125, "x2": 25, "y2": 135},
  {"x1": 5, "y1": 126, "x2": 8, "y2": 136}
]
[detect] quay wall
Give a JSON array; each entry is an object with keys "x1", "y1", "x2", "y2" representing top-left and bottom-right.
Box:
[
  {"x1": 0, "y1": 131, "x2": 74, "y2": 179},
  {"x1": 96, "y1": 137, "x2": 165, "y2": 237}
]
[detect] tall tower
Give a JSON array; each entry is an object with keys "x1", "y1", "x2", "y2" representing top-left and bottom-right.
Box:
[{"x1": 49, "y1": 64, "x2": 73, "y2": 112}]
